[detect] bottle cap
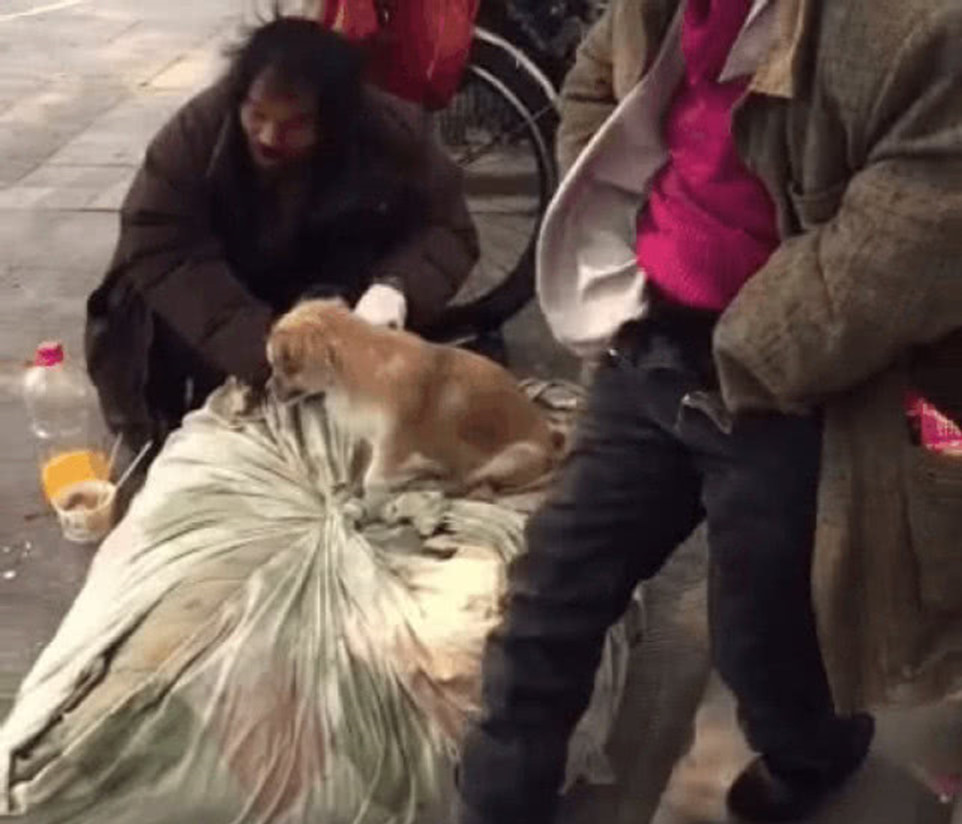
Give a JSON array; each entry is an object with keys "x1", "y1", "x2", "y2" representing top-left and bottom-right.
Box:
[{"x1": 35, "y1": 342, "x2": 64, "y2": 367}]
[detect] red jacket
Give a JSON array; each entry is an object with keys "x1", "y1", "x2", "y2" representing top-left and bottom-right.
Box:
[{"x1": 312, "y1": 0, "x2": 479, "y2": 110}]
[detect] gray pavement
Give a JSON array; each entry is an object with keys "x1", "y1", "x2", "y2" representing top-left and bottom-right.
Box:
[
  {"x1": 0, "y1": 0, "x2": 243, "y2": 729},
  {"x1": 0, "y1": 2, "x2": 957, "y2": 823}
]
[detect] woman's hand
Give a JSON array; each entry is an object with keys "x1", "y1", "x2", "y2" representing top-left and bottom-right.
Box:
[{"x1": 354, "y1": 283, "x2": 408, "y2": 329}]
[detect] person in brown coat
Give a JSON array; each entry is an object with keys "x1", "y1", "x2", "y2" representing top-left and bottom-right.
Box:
[
  {"x1": 85, "y1": 17, "x2": 478, "y2": 451},
  {"x1": 457, "y1": 0, "x2": 962, "y2": 823}
]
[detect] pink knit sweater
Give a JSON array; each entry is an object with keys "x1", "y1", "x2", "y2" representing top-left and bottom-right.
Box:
[{"x1": 637, "y1": 0, "x2": 779, "y2": 311}]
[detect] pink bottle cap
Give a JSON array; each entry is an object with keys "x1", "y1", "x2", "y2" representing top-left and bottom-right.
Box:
[{"x1": 34, "y1": 342, "x2": 64, "y2": 367}]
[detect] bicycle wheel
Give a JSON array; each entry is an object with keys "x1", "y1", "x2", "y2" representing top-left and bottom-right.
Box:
[{"x1": 423, "y1": 27, "x2": 559, "y2": 343}]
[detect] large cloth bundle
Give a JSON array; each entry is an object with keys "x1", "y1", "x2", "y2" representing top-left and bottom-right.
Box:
[{"x1": 0, "y1": 380, "x2": 630, "y2": 823}]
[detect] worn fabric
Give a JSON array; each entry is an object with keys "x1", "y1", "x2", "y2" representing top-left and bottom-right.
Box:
[
  {"x1": 85, "y1": 79, "x2": 478, "y2": 448},
  {"x1": 458, "y1": 311, "x2": 857, "y2": 824},
  {"x1": 542, "y1": 0, "x2": 962, "y2": 709},
  {"x1": 0, "y1": 380, "x2": 631, "y2": 823},
  {"x1": 636, "y1": 0, "x2": 779, "y2": 312}
]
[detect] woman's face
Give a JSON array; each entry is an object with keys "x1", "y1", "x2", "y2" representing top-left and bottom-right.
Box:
[{"x1": 240, "y1": 70, "x2": 319, "y2": 172}]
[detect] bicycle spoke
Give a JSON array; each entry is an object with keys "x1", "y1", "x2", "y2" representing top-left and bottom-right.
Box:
[
  {"x1": 472, "y1": 214, "x2": 537, "y2": 240},
  {"x1": 452, "y1": 101, "x2": 557, "y2": 168},
  {"x1": 429, "y1": 28, "x2": 561, "y2": 335}
]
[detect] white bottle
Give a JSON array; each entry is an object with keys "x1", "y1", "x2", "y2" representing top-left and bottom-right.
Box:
[{"x1": 22, "y1": 342, "x2": 94, "y2": 461}]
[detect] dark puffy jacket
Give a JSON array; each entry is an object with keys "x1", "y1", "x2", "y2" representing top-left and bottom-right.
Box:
[{"x1": 86, "y1": 79, "x2": 478, "y2": 444}]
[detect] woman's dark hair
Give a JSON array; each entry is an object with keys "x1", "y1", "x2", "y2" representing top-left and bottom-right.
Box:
[{"x1": 225, "y1": 16, "x2": 367, "y2": 144}]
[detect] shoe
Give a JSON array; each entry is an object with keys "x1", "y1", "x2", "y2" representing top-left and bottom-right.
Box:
[
  {"x1": 457, "y1": 329, "x2": 509, "y2": 367},
  {"x1": 727, "y1": 714, "x2": 875, "y2": 822}
]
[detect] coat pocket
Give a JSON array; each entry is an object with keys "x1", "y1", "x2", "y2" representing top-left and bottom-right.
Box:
[
  {"x1": 905, "y1": 445, "x2": 962, "y2": 612},
  {"x1": 788, "y1": 181, "x2": 848, "y2": 230}
]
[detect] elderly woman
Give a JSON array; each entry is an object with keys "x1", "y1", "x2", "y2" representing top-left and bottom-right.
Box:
[{"x1": 85, "y1": 17, "x2": 478, "y2": 451}]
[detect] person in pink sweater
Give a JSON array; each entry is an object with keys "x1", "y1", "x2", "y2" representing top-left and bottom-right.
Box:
[
  {"x1": 635, "y1": 0, "x2": 779, "y2": 311},
  {"x1": 451, "y1": 0, "x2": 959, "y2": 821}
]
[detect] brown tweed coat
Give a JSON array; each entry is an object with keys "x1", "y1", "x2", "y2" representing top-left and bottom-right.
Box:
[{"x1": 556, "y1": 0, "x2": 962, "y2": 710}]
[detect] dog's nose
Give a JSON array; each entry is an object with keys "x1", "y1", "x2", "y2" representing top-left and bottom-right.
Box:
[{"x1": 267, "y1": 375, "x2": 318, "y2": 405}]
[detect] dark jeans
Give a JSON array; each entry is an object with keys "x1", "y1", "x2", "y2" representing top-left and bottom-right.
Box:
[
  {"x1": 459, "y1": 314, "x2": 855, "y2": 824},
  {"x1": 135, "y1": 316, "x2": 224, "y2": 452}
]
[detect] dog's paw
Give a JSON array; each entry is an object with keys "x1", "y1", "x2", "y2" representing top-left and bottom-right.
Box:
[
  {"x1": 440, "y1": 479, "x2": 496, "y2": 501},
  {"x1": 466, "y1": 482, "x2": 498, "y2": 502}
]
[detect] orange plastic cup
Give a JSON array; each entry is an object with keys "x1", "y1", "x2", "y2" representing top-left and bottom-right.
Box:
[{"x1": 41, "y1": 449, "x2": 109, "y2": 503}]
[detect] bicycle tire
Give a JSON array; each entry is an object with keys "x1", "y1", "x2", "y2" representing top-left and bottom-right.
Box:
[{"x1": 423, "y1": 27, "x2": 559, "y2": 344}]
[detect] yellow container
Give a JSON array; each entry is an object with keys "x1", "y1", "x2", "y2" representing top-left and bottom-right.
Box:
[{"x1": 41, "y1": 449, "x2": 109, "y2": 503}]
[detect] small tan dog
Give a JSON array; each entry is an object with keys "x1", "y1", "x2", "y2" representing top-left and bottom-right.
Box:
[{"x1": 267, "y1": 299, "x2": 562, "y2": 494}]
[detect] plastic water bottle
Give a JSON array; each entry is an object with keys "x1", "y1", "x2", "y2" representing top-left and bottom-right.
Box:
[
  {"x1": 23, "y1": 342, "x2": 92, "y2": 445},
  {"x1": 22, "y1": 342, "x2": 106, "y2": 502}
]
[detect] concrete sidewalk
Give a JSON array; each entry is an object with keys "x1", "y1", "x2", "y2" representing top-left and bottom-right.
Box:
[
  {"x1": 0, "y1": 0, "x2": 242, "y2": 722},
  {"x1": 0, "y1": 3, "x2": 957, "y2": 824}
]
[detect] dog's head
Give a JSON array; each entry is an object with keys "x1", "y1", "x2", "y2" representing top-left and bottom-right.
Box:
[{"x1": 266, "y1": 299, "x2": 348, "y2": 403}]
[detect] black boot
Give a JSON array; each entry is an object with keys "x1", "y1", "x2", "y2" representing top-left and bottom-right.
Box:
[
  {"x1": 727, "y1": 714, "x2": 875, "y2": 822},
  {"x1": 457, "y1": 328, "x2": 510, "y2": 367}
]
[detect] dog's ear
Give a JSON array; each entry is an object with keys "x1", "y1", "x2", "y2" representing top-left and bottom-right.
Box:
[{"x1": 308, "y1": 327, "x2": 341, "y2": 374}]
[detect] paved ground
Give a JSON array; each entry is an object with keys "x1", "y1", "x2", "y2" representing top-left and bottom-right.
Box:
[
  {"x1": 0, "y1": 2, "x2": 957, "y2": 823},
  {"x1": 0, "y1": 0, "x2": 254, "y2": 734}
]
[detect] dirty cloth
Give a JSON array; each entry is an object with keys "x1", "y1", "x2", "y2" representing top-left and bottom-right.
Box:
[{"x1": 0, "y1": 379, "x2": 631, "y2": 823}]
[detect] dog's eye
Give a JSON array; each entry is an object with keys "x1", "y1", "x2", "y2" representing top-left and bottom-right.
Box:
[{"x1": 276, "y1": 347, "x2": 299, "y2": 375}]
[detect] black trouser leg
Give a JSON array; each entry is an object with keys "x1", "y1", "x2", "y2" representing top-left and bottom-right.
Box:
[
  {"x1": 459, "y1": 355, "x2": 704, "y2": 824},
  {"x1": 145, "y1": 315, "x2": 224, "y2": 435},
  {"x1": 685, "y1": 398, "x2": 854, "y2": 776},
  {"x1": 459, "y1": 317, "x2": 861, "y2": 824}
]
